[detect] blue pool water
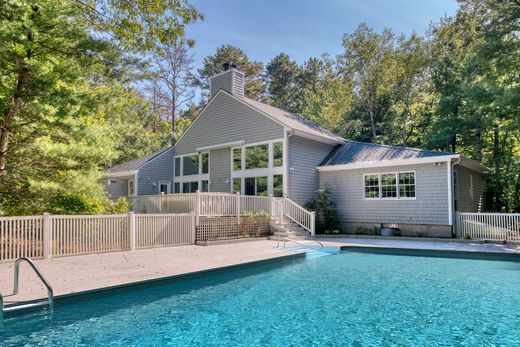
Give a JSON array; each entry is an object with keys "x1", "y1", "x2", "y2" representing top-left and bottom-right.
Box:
[{"x1": 2, "y1": 251, "x2": 520, "y2": 346}]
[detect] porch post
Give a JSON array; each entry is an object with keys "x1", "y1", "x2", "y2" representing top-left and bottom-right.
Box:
[{"x1": 310, "y1": 211, "x2": 316, "y2": 236}]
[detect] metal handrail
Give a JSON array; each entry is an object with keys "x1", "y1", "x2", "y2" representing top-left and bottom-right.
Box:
[
  {"x1": 275, "y1": 234, "x2": 324, "y2": 250},
  {"x1": 1, "y1": 258, "x2": 54, "y2": 323}
]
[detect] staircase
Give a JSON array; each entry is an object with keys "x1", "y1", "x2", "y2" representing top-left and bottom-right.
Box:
[{"x1": 270, "y1": 217, "x2": 310, "y2": 240}]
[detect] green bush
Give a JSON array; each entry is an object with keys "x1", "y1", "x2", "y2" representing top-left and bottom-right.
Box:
[
  {"x1": 353, "y1": 226, "x2": 379, "y2": 235},
  {"x1": 305, "y1": 186, "x2": 339, "y2": 234},
  {"x1": 49, "y1": 193, "x2": 105, "y2": 215},
  {"x1": 103, "y1": 197, "x2": 130, "y2": 214}
]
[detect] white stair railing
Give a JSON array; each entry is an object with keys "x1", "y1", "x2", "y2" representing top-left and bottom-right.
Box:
[{"x1": 282, "y1": 198, "x2": 316, "y2": 235}]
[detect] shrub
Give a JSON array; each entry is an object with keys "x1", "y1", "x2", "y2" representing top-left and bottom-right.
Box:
[
  {"x1": 49, "y1": 193, "x2": 105, "y2": 215},
  {"x1": 103, "y1": 197, "x2": 130, "y2": 214},
  {"x1": 353, "y1": 226, "x2": 379, "y2": 235},
  {"x1": 305, "y1": 186, "x2": 339, "y2": 234}
]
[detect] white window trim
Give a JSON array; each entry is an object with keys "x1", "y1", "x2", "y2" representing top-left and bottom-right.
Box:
[
  {"x1": 128, "y1": 179, "x2": 136, "y2": 197},
  {"x1": 173, "y1": 152, "x2": 210, "y2": 193},
  {"x1": 230, "y1": 138, "x2": 285, "y2": 196},
  {"x1": 362, "y1": 171, "x2": 417, "y2": 201}
]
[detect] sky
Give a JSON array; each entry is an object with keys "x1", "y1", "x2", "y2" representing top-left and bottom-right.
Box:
[{"x1": 185, "y1": 0, "x2": 459, "y2": 69}]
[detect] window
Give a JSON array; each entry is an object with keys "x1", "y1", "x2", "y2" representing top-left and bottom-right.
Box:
[
  {"x1": 201, "y1": 153, "x2": 209, "y2": 174},
  {"x1": 273, "y1": 175, "x2": 283, "y2": 197},
  {"x1": 174, "y1": 182, "x2": 180, "y2": 194},
  {"x1": 128, "y1": 180, "x2": 135, "y2": 196},
  {"x1": 201, "y1": 180, "x2": 209, "y2": 192},
  {"x1": 174, "y1": 157, "x2": 181, "y2": 177},
  {"x1": 233, "y1": 148, "x2": 241, "y2": 171},
  {"x1": 273, "y1": 142, "x2": 283, "y2": 167},
  {"x1": 244, "y1": 176, "x2": 267, "y2": 196},
  {"x1": 233, "y1": 178, "x2": 241, "y2": 194},
  {"x1": 159, "y1": 182, "x2": 170, "y2": 195},
  {"x1": 381, "y1": 173, "x2": 397, "y2": 198},
  {"x1": 399, "y1": 172, "x2": 415, "y2": 198},
  {"x1": 183, "y1": 155, "x2": 199, "y2": 176},
  {"x1": 364, "y1": 175, "x2": 379, "y2": 199},
  {"x1": 183, "y1": 181, "x2": 198, "y2": 193},
  {"x1": 246, "y1": 144, "x2": 269, "y2": 169}
]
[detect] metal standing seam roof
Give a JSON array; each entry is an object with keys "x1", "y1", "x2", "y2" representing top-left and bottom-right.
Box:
[
  {"x1": 240, "y1": 96, "x2": 345, "y2": 143},
  {"x1": 320, "y1": 140, "x2": 453, "y2": 166},
  {"x1": 105, "y1": 147, "x2": 172, "y2": 174}
]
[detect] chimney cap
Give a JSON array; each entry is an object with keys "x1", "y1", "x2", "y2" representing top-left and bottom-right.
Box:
[{"x1": 222, "y1": 62, "x2": 237, "y2": 71}]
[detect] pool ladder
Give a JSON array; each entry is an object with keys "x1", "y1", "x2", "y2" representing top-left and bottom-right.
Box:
[{"x1": 0, "y1": 257, "x2": 54, "y2": 324}]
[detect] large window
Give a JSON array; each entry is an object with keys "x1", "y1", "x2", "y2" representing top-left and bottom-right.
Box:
[
  {"x1": 233, "y1": 178, "x2": 241, "y2": 194},
  {"x1": 273, "y1": 175, "x2": 283, "y2": 197},
  {"x1": 364, "y1": 172, "x2": 415, "y2": 200},
  {"x1": 174, "y1": 152, "x2": 210, "y2": 193},
  {"x1": 233, "y1": 148, "x2": 241, "y2": 171},
  {"x1": 183, "y1": 155, "x2": 199, "y2": 176},
  {"x1": 273, "y1": 142, "x2": 283, "y2": 167},
  {"x1": 246, "y1": 144, "x2": 269, "y2": 169},
  {"x1": 245, "y1": 176, "x2": 268, "y2": 196},
  {"x1": 364, "y1": 175, "x2": 379, "y2": 199}
]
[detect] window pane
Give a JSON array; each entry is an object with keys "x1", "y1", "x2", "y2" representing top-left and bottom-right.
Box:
[
  {"x1": 399, "y1": 172, "x2": 416, "y2": 198},
  {"x1": 245, "y1": 177, "x2": 255, "y2": 196},
  {"x1": 160, "y1": 183, "x2": 169, "y2": 194},
  {"x1": 246, "y1": 144, "x2": 268, "y2": 169},
  {"x1": 273, "y1": 142, "x2": 283, "y2": 167},
  {"x1": 233, "y1": 148, "x2": 241, "y2": 171},
  {"x1": 233, "y1": 178, "x2": 241, "y2": 194},
  {"x1": 201, "y1": 153, "x2": 209, "y2": 174},
  {"x1": 183, "y1": 155, "x2": 199, "y2": 176},
  {"x1": 257, "y1": 176, "x2": 268, "y2": 196},
  {"x1": 201, "y1": 180, "x2": 209, "y2": 192},
  {"x1": 182, "y1": 182, "x2": 190, "y2": 193},
  {"x1": 190, "y1": 181, "x2": 198, "y2": 193},
  {"x1": 128, "y1": 180, "x2": 135, "y2": 196},
  {"x1": 273, "y1": 175, "x2": 283, "y2": 197},
  {"x1": 174, "y1": 182, "x2": 180, "y2": 194},
  {"x1": 364, "y1": 174, "x2": 379, "y2": 199},
  {"x1": 381, "y1": 173, "x2": 397, "y2": 198},
  {"x1": 174, "y1": 158, "x2": 181, "y2": 177}
]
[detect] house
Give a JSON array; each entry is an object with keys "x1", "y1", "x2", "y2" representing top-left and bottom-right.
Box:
[{"x1": 104, "y1": 64, "x2": 489, "y2": 237}]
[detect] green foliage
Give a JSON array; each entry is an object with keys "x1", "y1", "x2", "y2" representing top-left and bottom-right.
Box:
[
  {"x1": 265, "y1": 53, "x2": 302, "y2": 113},
  {"x1": 241, "y1": 211, "x2": 270, "y2": 218},
  {"x1": 49, "y1": 193, "x2": 105, "y2": 215},
  {"x1": 103, "y1": 197, "x2": 130, "y2": 215},
  {"x1": 305, "y1": 187, "x2": 339, "y2": 233},
  {"x1": 352, "y1": 226, "x2": 379, "y2": 236}
]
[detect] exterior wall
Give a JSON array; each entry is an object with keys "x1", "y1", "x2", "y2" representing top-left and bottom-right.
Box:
[
  {"x1": 455, "y1": 166, "x2": 485, "y2": 212},
  {"x1": 209, "y1": 147, "x2": 231, "y2": 192},
  {"x1": 288, "y1": 135, "x2": 335, "y2": 205},
  {"x1": 319, "y1": 163, "x2": 450, "y2": 231},
  {"x1": 137, "y1": 148, "x2": 174, "y2": 195},
  {"x1": 174, "y1": 92, "x2": 285, "y2": 156},
  {"x1": 103, "y1": 178, "x2": 129, "y2": 199}
]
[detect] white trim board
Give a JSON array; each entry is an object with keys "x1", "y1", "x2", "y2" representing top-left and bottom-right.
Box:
[{"x1": 317, "y1": 155, "x2": 459, "y2": 171}]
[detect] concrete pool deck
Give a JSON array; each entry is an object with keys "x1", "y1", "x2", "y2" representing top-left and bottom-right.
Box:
[{"x1": 1, "y1": 237, "x2": 519, "y2": 306}]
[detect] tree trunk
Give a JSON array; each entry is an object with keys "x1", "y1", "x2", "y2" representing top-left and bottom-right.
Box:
[
  {"x1": 368, "y1": 93, "x2": 377, "y2": 141},
  {"x1": 171, "y1": 90, "x2": 176, "y2": 146},
  {"x1": 0, "y1": 59, "x2": 29, "y2": 185},
  {"x1": 493, "y1": 126, "x2": 501, "y2": 211},
  {"x1": 450, "y1": 134, "x2": 457, "y2": 153},
  {"x1": 401, "y1": 96, "x2": 409, "y2": 146},
  {"x1": 475, "y1": 124, "x2": 482, "y2": 163}
]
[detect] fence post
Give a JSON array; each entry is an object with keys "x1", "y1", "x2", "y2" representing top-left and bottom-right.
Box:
[
  {"x1": 128, "y1": 212, "x2": 136, "y2": 251},
  {"x1": 310, "y1": 211, "x2": 316, "y2": 236},
  {"x1": 42, "y1": 213, "x2": 51, "y2": 259},
  {"x1": 195, "y1": 190, "x2": 200, "y2": 226},
  {"x1": 191, "y1": 212, "x2": 196, "y2": 244},
  {"x1": 236, "y1": 192, "x2": 241, "y2": 224}
]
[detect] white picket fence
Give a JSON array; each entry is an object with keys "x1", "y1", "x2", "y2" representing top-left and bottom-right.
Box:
[
  {"x1": 0, "y1": 213, "x2": 195, "y2": 262},
  {"x1": 456, "y1": 212, "x2": 520, "y2": 243}
]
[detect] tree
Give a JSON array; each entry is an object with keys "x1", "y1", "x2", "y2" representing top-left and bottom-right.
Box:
[
  {"x1": 150, "y1": 39, "x2": 196, "y2": 145},
  {"x1": 265, "y1": 53, "x2": 302, "y2": 113},
  {"x1": 197, "y1": 45, "x2": 264, "y2": 101},
  {"x1": 338, "y1": 24, "x2": 395, "y2": 142}
]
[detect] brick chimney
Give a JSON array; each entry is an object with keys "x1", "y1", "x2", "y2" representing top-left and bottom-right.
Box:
[{"x1": 209, "y1": 62, "x2": 245, "y2": 98}]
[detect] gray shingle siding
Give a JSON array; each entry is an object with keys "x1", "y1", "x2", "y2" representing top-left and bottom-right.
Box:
[
  {"x1": 137, "y1": 147, "x2": 174, "y2": 195},
  {"x1": 209, "y1": 148, "x2": 231, "y2": 193},
  {"x1": 174, "y1": 92, "x2": 285, "y2": 156},
  {"x1": 455, "y1": 166, "x2": 485, "y2": 212},
  {"x1": 319, "y1": 163, "x2": 450, "y2": 226},
  {"x1": 288, "y1": 136, "x2": 335, "y2": 205}
]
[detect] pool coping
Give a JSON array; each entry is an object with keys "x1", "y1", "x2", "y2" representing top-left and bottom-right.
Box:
[
  {"x1": 3, "y1": 252, "x2": 305, "y2": 318},
  {"x1": 319, "y1": 234, "x2": 489, "y2": 243},
  {"x1": 340, "y1": 245, "x2": 520, "y2": 261}
]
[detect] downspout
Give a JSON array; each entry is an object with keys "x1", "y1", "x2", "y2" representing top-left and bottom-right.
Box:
[
  {"x1": 448, "y1": 156, "x2": 462, "y2": 236},
  {"x1": 284, "y1": 128, "x2": 293, "y2": 198}
]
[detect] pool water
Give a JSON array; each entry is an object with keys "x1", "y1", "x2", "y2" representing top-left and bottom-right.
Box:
[{"x1": 2, "y1": 252, "x2": 520, "y2": 346}]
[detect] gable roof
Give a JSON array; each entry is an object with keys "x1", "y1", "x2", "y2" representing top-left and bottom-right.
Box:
[
  {"x1": 240, "y1": 96, "x2": 344, "y2": 144},
  {"x1": 106, "y1": 147, "x2": 172, "y2": 175},
  {"x1": 320, "y1": 141, "x2": 452, "y2": 167}
]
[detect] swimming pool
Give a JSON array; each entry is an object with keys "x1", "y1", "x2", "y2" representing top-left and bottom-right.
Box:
[{"x1": 2, "y1": 251, "x2": 520, "y2": 346}]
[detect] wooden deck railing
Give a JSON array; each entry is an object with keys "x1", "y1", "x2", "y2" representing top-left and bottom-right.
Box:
[{"x1": 456, "y1": 212, "x2": 520, "y2": 243}]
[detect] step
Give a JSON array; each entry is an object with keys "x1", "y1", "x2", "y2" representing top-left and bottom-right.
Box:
[{"x1": 3, "y1": 300, "x2": 52, "y2": 314}]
